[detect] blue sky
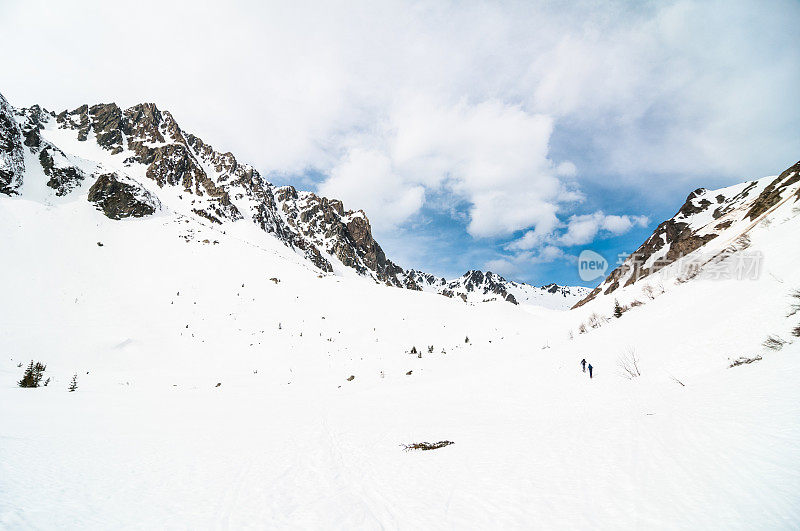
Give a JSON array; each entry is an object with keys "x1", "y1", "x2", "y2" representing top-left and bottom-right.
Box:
[
  {"x1": 2, "y1": 0, "x2": 798, "y2": 288},
  {"x1": 273, "y1": 169, "x2": 662, "y2": 287}
]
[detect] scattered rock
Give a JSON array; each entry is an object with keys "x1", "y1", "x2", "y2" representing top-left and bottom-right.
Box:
[
  {"x1": 729, "y1": 355, "x2": 763, "y2": 368},
  {"x1": 402, "y1": 441, "x2": 454, "y2": 451}
]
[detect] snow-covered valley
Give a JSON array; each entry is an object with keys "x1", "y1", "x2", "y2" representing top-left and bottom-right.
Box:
[
  {"x1": 2, "y1": 91, "x2": 800, "y2": 529},
  {"x1": 2, "y1": 187, "x2": 800, "y2": 529}
]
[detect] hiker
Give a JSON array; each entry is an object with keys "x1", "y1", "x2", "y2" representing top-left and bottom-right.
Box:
[
  {"x1": 581, "y1": 358, "x2": 586, "y2": 372},
  {"x1": 588, "y1": 363, "x2": 593, "y2": 379}
]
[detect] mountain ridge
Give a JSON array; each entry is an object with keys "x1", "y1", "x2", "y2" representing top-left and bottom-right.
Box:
[
  {"x1": 0, "y1": 92, "x2": 587, "y2": 310},
  {"x1": 574, "y1": 159, "x2": 800, "y2": 308}
]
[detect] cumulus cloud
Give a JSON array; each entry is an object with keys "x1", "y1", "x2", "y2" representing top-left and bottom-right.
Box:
[
  {"x1": 321, "y1": 98, "x2": 568, "y2": 235},
  {"x1": 558, "y1": 212, "x2": 650, "y2": 247},
  {"x1": 524, "y1": 0, "x2": 800, "y2": 182},
  {"x1": 505, "y1": 211, "x2": 648, "y2": 260},
  {"x1": 487, "y1": 245, "x2": 576, "y2": 278},
  {"x1": 318, "y1": 149, "x2": 424, "y2": 231},
  {"x1": 485, "y1": 258, "x2": 517, "y2": 278}
]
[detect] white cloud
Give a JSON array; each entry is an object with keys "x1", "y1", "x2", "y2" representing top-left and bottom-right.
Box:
[
  {"x1": 556, "y1": 162, "x2": 577, "y2": 177},
  {"x1": 558, "y1": 212, "x2": 649, "y2": 247},
  {"x1": 531, "y1": 246, "x2": 571, "y2": 264},
  {"x1": 320, "y1": 98, "x2": 574, "y2": 234},
  {"x1": 485, "y1": 258, "x2": 517, "y2": 277},
  {"x1": 318, "y1": 149, "x2": 424, "y2": 231},
  {"x1": 523, "y1": 0, "x2": 800, "y2": 182},
  {"x1": 506, "y1": 227, "x2": 553, "y2": 252},
  {"x1": 559, "y1": 215, "x2": 603, "y2": 247},
  {"x1": 601, "y1": 214, "x2": 649, "y2": 235},
  {"x1": 506, "y1": 212, "x2": 648, "y2": 253},
  {"x1": 487, "y1": 245, "x2": 576, "y2": 277}
]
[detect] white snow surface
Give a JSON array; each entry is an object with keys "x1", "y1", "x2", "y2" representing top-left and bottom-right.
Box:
[{"x1": 2, "y1": 178, "x2": 800, "y2": 529}]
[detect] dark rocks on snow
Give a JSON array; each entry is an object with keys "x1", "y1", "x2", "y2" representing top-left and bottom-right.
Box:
[
  {"x1": 0, "y1": 94, "x2": 24, "y2": 195},
  {"x1": 89, "y1": 103, "x2": 125, "y2": 154},
  {"x1": 88, "y1": 173, "x2": 158, "y2": 219},
  {"x1": 746, "y1": 161, "x2": 800, "y2": 221},
  {"x1": 402, "y1": 440, "x2": 454, "y2": 451},
  {"x1": 39, "y1": 147, "x2": 85, "y2": 196}
]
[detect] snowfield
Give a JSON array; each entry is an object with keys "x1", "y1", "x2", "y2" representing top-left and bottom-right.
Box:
[{"x1": 2, "y1": 190, "x2": 800, "y2": 529}]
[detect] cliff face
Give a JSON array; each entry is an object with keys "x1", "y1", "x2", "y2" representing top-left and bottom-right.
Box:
[{"x1": 0, "y1": 93, "x2": 25, "y2": 194}]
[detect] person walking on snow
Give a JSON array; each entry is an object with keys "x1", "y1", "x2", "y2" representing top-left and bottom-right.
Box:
[
  {"x1": 581, "y1": 358, "x2": 587, "y2": 372},
  {"x1": 588, "y1": 363, "x2": 593, "y2": 379}
]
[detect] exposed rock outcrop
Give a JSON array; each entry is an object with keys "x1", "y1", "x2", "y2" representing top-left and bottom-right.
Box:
[
  {"x1": 745, "y1": 161, "x2": 800, "y2": 220},
  {"x1": 275, "y1": 187, "x2": 403, "y2": 284},
  {"x1": 39, "y1": 146, "x2": 85, "y2": 196},
  {"x1": 0, "y1": 93, "x2": 24, "y2": 195},
  {"x1": 87, "y1": 173, "x2": 160, "y2": 219}
]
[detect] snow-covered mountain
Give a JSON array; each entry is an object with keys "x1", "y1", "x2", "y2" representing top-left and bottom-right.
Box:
[
  {"x1": 3, "y1": 88, "x2": 800, "y2": 528},
  {"x1": 0, "y1": 92, "x2": 581, "y2": 309},
  {"x1": 574, "y1": 160, "x2": 800, "y2": 308},
  {"x1": 406, "y1": 269, "x2": 590, "y2": 309}
]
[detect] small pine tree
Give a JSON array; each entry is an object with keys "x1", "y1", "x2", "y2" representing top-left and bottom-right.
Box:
[
  {"x1": 410, "y1": 346, "x2": 417, "y2": 354},
  {"x1": 614, "y1": 299, "x2": 623, "y2": 318},
  {"x1": 18, "y1": 361, "x2": 36, "y2": 388},
  {"x1": 68, "y1": 374, "x2": 78, "y2": 392},
  {"x1": 33, "y1": 362, "x2": 46, "y2": 386},
  {"x1": 18, "y1": 361, "x2": 47, "y2": 388},
  {"x1": 465, "y1": 336, "x2": 470, "y2": 344}
]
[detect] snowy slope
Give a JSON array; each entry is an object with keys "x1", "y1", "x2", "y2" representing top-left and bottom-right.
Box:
[{"x1": 1, "y1": 162, "x2": 800, "y2": 528}]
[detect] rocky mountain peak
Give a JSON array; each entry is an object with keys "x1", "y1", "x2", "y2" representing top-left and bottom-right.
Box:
[{"x1": 0, "y1": 91, "x2": 586, "y2": 310}]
